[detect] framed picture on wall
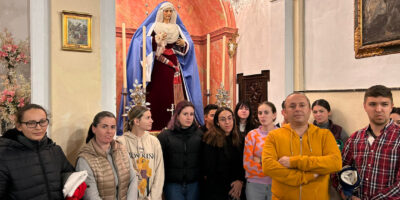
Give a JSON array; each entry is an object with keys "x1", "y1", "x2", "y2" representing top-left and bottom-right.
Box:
[
  {"x1": 62, "y1": 10, "x2": 92, "y2": 52},
  {"x1": 354, "y1": 0, "x2": 400, "y2": 58}
]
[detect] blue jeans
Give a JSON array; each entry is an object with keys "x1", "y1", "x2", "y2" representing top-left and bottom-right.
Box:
[
  {"x1": 245, "y1": 181, "x2": 271, "y2": 200},
  {"x1": 164, "y1": 182, "x2": 199, "y2": 200}
]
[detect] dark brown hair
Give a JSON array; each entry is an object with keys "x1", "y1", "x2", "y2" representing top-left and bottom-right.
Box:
[
  {"x1": 391, "y1": 107, "x2": 400, "y2": 115},
  {"x1": 167, "y1": 100, "x2": 197, "y2": 130},
  {"x1": 364, "y1": 85, "x2": 393, "y2": 103},
  {"x1": 312, "y1": 99, "x2": 331, "y2": 112},
  {"x1": 86, "y1": 111, "x2": 115, "y2": 143},
  {"x1": 203, "y1": 107, "x2": 242, "y2": 148},
  {"x1": 258, "y1": 101, "x2": 277, "y2": 122},
  {"x1": 16, "y1": 104, "x2": 48, "y2": 124},
  {"x1": 234, "y1": 100, "x2": 255, "y2": 132}
]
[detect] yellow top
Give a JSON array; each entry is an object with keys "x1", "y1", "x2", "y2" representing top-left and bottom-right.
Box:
[{"x1": 262, "y1": 123, "x2": 342, "y2": 200}]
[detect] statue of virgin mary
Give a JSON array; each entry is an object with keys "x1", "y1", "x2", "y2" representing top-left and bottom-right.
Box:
[{"x1": 118, "y1": 1, "x2": 204, "y2": 133}]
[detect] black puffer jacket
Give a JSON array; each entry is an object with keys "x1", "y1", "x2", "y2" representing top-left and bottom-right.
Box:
[
  {"x1": 157, "y1": 124, "x2": 202, "y2": 183},
  {"x1": 0, "y1": 129, "x2": 74, "y2": 200}
]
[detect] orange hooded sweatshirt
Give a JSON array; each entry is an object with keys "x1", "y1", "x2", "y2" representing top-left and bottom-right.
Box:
[{"x1": 262, "y1": 123, "x2": 342, "y2": 200}]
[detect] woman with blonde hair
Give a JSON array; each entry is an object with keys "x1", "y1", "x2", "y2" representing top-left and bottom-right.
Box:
[{"x1": 118, "y1": 106, "x2": 164, "y2": 200}]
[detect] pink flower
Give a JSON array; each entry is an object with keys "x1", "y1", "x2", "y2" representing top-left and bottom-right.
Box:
[
  {"x1": 6, "y1": 90, "x2": 15, "y2": 97},
  {"x1": 0, "y1": 95, "x2": 6, "y2": 103},
  {"x1": 11, "y1": 45, "x2": 18, "y2": 52},
  {"x1": 18, "y1": 101, "x2": 25, "y2": 108},
  {"x1": 2, "y1": 89, "x2": 8, "y2": 95},
  {"x1": 7, "y1": 97, "x2": 13, "y2": 103},
  {"x1": 0, "y1": 51, "x2": 7, "y2": 57},
  {"x1": 2, "y1": 44, "x2": 12, "y2": 52}
]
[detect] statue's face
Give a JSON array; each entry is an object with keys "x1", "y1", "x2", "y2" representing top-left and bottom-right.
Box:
[{"x1": 163, "y1": 8, "x2": 173, "y2": 23}]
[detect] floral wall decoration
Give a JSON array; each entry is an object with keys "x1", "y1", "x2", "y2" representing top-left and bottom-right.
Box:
[{"x1": 0, "y1": 29, "x2": 31, "y2": 132}]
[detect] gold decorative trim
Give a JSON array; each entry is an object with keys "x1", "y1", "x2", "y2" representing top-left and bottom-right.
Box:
[
  {"x1": 62, "y1": 10, "x2": 92, "y2": 52},
  {"x1": 354, "y1": 0, "x2": 400, "y2": 58}
]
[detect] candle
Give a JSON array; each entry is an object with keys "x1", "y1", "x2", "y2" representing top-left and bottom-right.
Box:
[
  {"x1": 142, "y1": 26, "x2": 147, "y2": 88},
  {"x1": 222, "y1": 36, "x2": 226, "y2": 85},
  {"x1": 122, "y1": 23, "x2": 127, "y2": 89},
  {"x1": 206, "y1": 34, "x2": 210, "y2": 91}
]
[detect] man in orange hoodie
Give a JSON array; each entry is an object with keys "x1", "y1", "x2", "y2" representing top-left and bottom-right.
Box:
[{"x1": 262, "y1": 92, "x2": 342, "y2": 199}]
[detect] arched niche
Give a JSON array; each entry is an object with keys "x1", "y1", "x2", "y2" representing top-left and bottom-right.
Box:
[{"x1": 116, "y1": 0, "x2": 238, "y2": 116}]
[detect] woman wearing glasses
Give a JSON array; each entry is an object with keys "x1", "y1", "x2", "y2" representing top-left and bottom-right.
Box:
[
  {"x1": 76, "y1": 111, "x2": 137, "y2": 200},
  {"x1": 202, "y1": 107, "x2": 245, "y2": 200},
  {"x1": 0, "y1": 104, "x2": 75, "y2": 200}
]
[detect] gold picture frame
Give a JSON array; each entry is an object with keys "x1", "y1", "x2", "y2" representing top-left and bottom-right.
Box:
[
  {"x1": 354, "y1": 0, "x2": 400, "y2": 58},
  {"x1": 62, "y1": 11, "x2": 92, "y2": 52}
]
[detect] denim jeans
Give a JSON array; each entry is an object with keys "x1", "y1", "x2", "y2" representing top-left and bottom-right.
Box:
[
  {"x1": 164, "y1": 182, "x2": 199, "y2": 200},
  {"x1": 245, "y1": 181, "x2": 271, "y2": 200}
]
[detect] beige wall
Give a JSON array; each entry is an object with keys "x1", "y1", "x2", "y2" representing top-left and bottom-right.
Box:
[
  {"x1": 305, "y1": 91, "x2": 400, "y2": 137},
  {"x1": 50, "y1": 0, "x2": 101, "y2": 164}
]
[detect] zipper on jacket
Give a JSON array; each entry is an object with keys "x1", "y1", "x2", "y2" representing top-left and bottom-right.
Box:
[
  {"x1": 299, "y1": 136, "x2": 302, "y2": 200},
  {"x1": 111, "y1": 151, "x2": 121, "y2": 200},
  {"x1": 37, "y1": 145, "x2": 52, "y2": 199}
]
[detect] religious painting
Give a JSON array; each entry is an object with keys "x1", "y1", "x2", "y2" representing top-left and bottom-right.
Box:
[
  {"x1": 62, "y1": 11, "x2": 92, "y2": 52},
  {"x1": 354, "y1": 0, "x2": 400, "y2": 58},
  {"x1": 0, "y1": 0, "x2": 31, "y2": 134}
]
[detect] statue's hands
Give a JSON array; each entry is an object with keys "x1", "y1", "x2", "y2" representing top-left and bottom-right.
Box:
[
  {"x1": 161, "y1": 32, "x2": 167, "y2": 40},
  {"x1": 176, "y1": 38, "x2": 186, "y2": 47}
]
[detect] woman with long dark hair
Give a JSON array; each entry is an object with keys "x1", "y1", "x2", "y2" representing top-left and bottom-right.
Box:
[
  {"x1": 234, "y1": 101, "x2": 256, "y2": 137},
  {"x1": 76, "y1": 111, "x2": 137, "y2": 200},
  {"x1": 157, "y1": 100, "x2": 203, "y2": 200},
  {"x1": 202, "y1": 107, "x2": 245, "y2": 200}
]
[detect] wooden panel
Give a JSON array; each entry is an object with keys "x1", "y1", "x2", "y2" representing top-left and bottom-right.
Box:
[{"x1": 237, "y1": 70, "x2": 270, "y2": 124}]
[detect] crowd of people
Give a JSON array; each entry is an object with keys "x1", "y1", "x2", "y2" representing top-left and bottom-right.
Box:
[{"x1": 0, "y1": 84, "x2": 399, "y2": 200}]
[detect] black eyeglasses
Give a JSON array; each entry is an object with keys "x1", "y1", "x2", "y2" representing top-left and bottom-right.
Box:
[{"x1": 20, "y1": 119, "x2": 49, "y2": 128}]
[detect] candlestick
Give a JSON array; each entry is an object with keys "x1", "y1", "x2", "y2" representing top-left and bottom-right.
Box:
[
  {"x1": 206, "y1": 34, "x2": 210, "y2": 91},
  {"x1": 122, "y1": 23, "x2": 127, "y2": 89},
  {"x1": 142, "y1": 26, "x2": 147, "y2": 88},
  {"x1": 222, "y1": 35, "x2": 226, "y2": 85}
]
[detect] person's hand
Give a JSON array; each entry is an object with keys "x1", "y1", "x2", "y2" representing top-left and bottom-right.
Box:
[
  {"x1": 278, "y1": 156, "x2": 290, "y2": 168},
  {"x1": 161, "y1": 32, "x2": 167, "y2": 40},
  {"x1": 228, "y1": 180, "x2": 242, "y2": 199},
  {"x1": 176, "y1": 38, "x2": 186, "y2": 47},
  {"x1": 253, "y1": 156, "x2": 261, "y2": 163}
]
